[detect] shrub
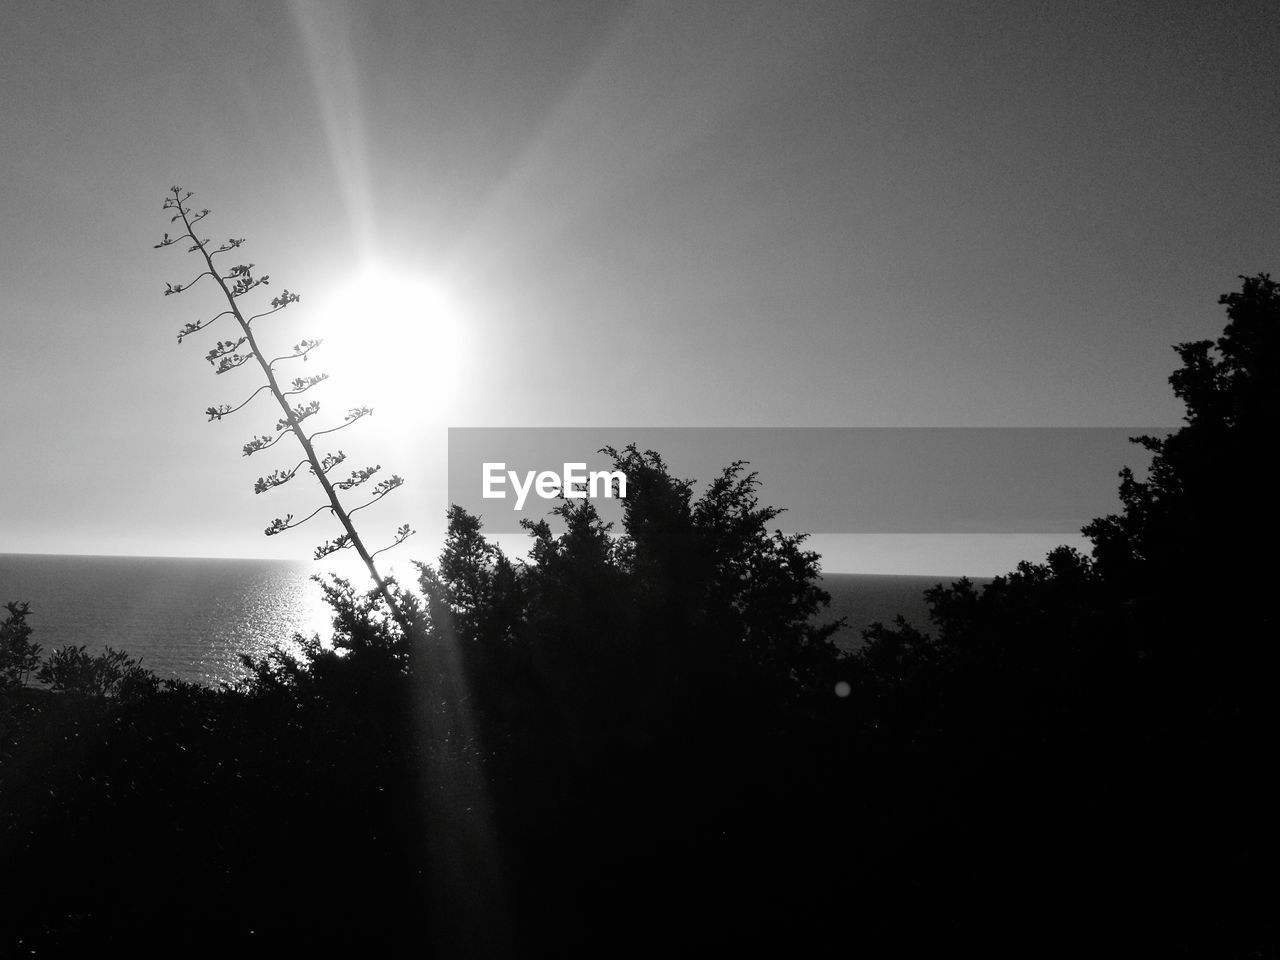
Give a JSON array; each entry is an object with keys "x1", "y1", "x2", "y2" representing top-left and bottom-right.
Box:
[
  {"x1": 35, "y1": 645, "x2": 159, "y2": 699},
  {"x1": 0, "y1": 601, "x2": 40, "y2": 689}
]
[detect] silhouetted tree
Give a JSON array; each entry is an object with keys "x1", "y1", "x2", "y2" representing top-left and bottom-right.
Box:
[
  {"x1": 1083, "y1": 273, "x2": 1278, "y2": 687},
  {"x1": 842, "y1": 273, "x2": 1280, "y2": 956},
  {"x1": 36, "y1": 644, "x2": 160, "y2": 700},
  {"x1": 856, "y1": 273, "x2": 1278, "y2": 708},
  {"x1": 0, "y1": 601, "x2": 40, "y2": 689},
  {"x1": 417, "y1": 445, "x2": 842, "y2": 734},
  {"x1": 405, "y1": 445, "x2": 848, "y2": 952}
]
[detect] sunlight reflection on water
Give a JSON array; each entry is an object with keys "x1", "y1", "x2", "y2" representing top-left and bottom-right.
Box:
[{"x1": 0, "y1": 555, "x2": 344, "y2": 687}]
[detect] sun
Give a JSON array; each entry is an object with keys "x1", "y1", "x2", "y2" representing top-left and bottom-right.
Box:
[{"x1": 307, "y1": 265, "x2": 466, "y2": 421}]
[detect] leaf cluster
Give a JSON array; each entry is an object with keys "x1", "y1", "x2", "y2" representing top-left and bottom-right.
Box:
[{"x1": 0, "y1": 602, "x2": 41, "y2": 689}]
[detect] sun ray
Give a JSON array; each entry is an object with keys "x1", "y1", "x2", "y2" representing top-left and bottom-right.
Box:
[{"x1": 289, "y1": 0, "x2": 377, "y2": 254}]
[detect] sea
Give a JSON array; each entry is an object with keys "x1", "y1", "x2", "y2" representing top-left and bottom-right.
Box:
[
  {"x1": 0, "y1": 554, "x2": 329, "y2": 687},
  {"x1": 0, "y1": 554, "x2": 980, "y2": 686}
]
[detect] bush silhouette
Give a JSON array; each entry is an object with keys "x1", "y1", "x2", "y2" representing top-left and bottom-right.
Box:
[{"x1": 3, "y1": 275, "x2": 1275, "y2": 956}]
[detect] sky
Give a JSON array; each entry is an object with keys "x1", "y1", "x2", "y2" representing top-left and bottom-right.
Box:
[{"x1": 1, "y1": 0, "x2": 1276, "y2": 574}]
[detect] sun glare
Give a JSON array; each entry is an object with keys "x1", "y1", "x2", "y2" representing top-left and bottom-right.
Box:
[{"x1": 309, "y1": 266, "x2": 466, "y2": 421}]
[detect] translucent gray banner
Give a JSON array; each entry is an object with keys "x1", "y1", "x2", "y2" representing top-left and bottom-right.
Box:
[{"x1": 447, "y1": 427, "x2": 1170, "y2": 534}]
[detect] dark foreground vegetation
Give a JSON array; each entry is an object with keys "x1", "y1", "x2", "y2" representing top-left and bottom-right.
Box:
[{"x1": 3, "y1": 276, "x2": 1276, "y2": 957}]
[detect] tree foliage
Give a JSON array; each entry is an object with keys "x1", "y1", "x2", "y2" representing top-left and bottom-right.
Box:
[
  {"x1": 841, "y1": 273, "x2": 1279, "y2": 955},
  {"x1": 857, "y1": 273, "x2": 1278, "y2": 693},
  {"x1": 0, "y1": 601, "x2": 40, "y2": 689},
  {"x1": 417, "y1": 445, "x2": 843, "y2": 734},
  {"x1": 35, "y1": 644, "x2": 159, "y2": 700}
]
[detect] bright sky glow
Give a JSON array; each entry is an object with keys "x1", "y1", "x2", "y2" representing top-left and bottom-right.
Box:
[{"x1": 1, "y1": 2, "x2": 1276, "y2": 572}]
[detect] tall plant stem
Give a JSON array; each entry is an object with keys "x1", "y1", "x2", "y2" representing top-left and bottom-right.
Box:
[{"x1": 171, "y1": 189, "x2": 413, "y2": 637}]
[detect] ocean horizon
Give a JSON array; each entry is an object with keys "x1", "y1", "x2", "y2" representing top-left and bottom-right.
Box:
[{"x1": 0, "y1": 553, "x2": 981, "y2": 685}]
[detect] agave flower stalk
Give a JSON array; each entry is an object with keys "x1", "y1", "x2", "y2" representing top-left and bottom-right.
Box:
[{"x1": 157, "y1": 186, "x2": 413, "y2": 634}]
